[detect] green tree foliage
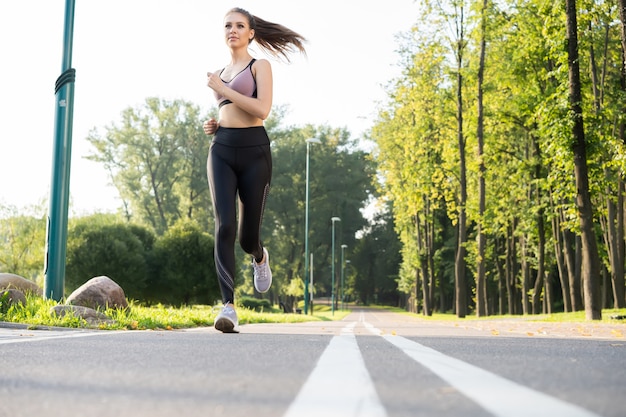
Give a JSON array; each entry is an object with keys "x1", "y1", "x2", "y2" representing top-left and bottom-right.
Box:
[
  {"x1": 65, "y1": 214, "x2": 153, "y2": 300},
  {"x1": 86, "y1": 97, "x2": 213, "y2": 235},
  {"x1": 352, "y1": 205, "x2": 402, "y2": 306},
  {"x1": 372, "y1": 0, "x2": 626, "y2": 318},
  {"x1": 0, "y1": 204, "x2": 46, "y2": 282},
  {"x1": 373, "y1": 32, "x2": 456, "y2": 314},
  {"x1": 149, "y1": 219, "x2": 218, "y2": 306},
  {"x1": 263, "y1": 124, "x2": 376, "y2": 302},
  {"x1": 82, "y1": 102, "x2": 386, "y2": 307}
]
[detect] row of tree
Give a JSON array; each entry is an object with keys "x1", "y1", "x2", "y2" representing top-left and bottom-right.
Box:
[
  {"x1": 371, "y1": 0, "x2": 626, "y2": 319},
  {"x1": 0, "y1": 100, "x2": 401, "y2": 308}
]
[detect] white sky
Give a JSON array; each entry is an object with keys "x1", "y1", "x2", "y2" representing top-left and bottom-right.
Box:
[{"x1": 0, "y1": 0, "x2": 417, "y2": 216}]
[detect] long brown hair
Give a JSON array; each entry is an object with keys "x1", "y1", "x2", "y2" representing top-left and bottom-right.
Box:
[{"x1": 227, "y1": 7, "x2": 307, "y2": 62}]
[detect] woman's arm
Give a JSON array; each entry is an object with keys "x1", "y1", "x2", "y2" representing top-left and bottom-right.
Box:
[{"x1": 208, "y1": 59, "x2": 273, "y2": 120}]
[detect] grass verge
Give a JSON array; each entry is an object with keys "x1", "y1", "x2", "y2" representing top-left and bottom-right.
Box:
[
  {"x1": 1, "y1": 295, "x2": 623, "y2": 331},
  {"x1": 367, "y1": 304, "x2": 626, "y2": 324},
  {"x1": 0, "y1": 295, "x2": 351, "y2": 330}
]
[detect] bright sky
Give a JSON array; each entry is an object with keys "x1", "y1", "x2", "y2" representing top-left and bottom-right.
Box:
[{"x1": 0, "y1": 0, "x2": 417, "y2": 216}]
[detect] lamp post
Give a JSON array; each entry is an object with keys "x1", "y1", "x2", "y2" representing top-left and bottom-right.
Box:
[
  {"x1": 341, "y1": 244, "x2": 347, "y2": 311},
  {"x1": 309, "y1": 252, "x2": 314, "y2": 313},
  {"x1": 304, "y1": 138, "x2": 321, "y2": 314},
  {"x1": 45, "y1": 0, "x2": 77, "y2": 301},
  {"x1": 331, "y1": 216, "x2": 341, "y2": 315}
]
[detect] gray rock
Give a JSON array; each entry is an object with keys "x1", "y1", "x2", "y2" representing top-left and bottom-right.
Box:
[
  {"x1": 0, "y1": 288, "x2": 27, "y2": 308},
  {"x1": 50, "y1": 305, "x2": 115, "y2": 326},
  {"x1": 0, "y1": 273, "x2": 42, "y2": 296},
  {"x1": 66, "y1": 276, "x2": 128, "y2": 310}
]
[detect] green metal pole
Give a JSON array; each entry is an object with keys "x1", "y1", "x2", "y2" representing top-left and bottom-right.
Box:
[
  {"x1": 309, "y1": 252, "x2": 314, "y2": 314},
  {"x1": 44, "y1": 0, "x2": 76, "y2": 301},
  {"x1": 331, "y1": 217, "x2": 340, "y2": 315},
  {"x1": 304, "y1": 142, "x2": 311, "y2": 314},
  {"x1": 304, "y1": 138, "x2": 320, "y2": 315},
  {"x1": 341, "y1": 244, "x2": 347, "y2": 310}
]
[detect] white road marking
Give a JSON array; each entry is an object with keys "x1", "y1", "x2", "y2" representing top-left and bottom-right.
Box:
[
  {"x1": 0, "y1": 330, "x2": 127, "y2": 344},
  {"x1": 284, "y1": 322, "x2": 387, "y2": 417},
  {"x1": 363, "y1": 321, "x2": 601, "y2": 417}
]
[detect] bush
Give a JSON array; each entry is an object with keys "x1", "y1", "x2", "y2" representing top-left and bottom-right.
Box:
[
  {"x1": 149, "y1": 219, "x2": 219, "y2": 306},
  {"x1": 66, "y1": 217, "x2": 153, "y2": 300},
  {"x1": 239, "y1": 296, "x2": 272, "y2": 312}
]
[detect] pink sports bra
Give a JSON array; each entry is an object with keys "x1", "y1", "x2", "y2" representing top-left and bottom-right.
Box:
[{"x1": 214, "y1": 59, "x2": 257, "y2": 108}]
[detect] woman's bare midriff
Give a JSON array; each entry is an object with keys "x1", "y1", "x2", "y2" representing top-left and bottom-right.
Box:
[{"x1": 218, "y1": 105, "x2": 264, "y2": 128}]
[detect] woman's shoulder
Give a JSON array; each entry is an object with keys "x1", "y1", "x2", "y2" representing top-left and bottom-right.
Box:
[
  {"x1": 251, "y1": 58, "x2": 272, "y2": 79},
  {"x1": 251, "y1": 58, "x2": 271, "y2": 69}
]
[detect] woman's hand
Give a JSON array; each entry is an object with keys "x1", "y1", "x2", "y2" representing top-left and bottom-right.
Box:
[
  {"x1": 207, "y1": 71, "x2": 225, "y2": 96},
  {"x1": 203, "y1": 118, "x2": 219, "y2": 135}
]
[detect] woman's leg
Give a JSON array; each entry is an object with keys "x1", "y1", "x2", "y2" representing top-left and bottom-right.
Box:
[
  {"x1": 237, "y1": 143, "x2": 272, "y2": 261},
  {"x1": 207, "y1": 142, "x2": 239, "y2": 305}
]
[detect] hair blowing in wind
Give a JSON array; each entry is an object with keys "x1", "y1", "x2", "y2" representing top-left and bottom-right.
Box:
[{"x1": 229, "y1": 7, "x2": 307, "y2": 62}]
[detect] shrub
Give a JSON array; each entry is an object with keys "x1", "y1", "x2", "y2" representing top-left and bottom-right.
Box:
[
  {"x1": 239, "y1": 296, "x2": 272, "y2": 312},
  {"x1": 149, "y1": 219, "x2": 219, "y2": 306},
  {"x1": 66, "y1": 217, "x2": 153, "y2": 300}
]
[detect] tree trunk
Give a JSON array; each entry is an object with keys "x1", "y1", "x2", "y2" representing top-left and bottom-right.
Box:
[
  {"x1": 520, "y1": 235, "x2": 530, "y2": 315},
  {"x1": 414, "y1": 268, "x2": 421, "y2": 314},
  {"x1": 531, "y1": 138, "x2": 547, "y2": 314},
  {"x1": 604, "y1": 178, "x2": 626, "y2": 308},
  {"x1": 616, "y1": 0, "x2": 626, "y2": 308},
  {"x1": 455, "y1": 68, "x2": 468, "y2": 317},
  {"x1": 565, "y1": 0, "x2": 602, "y2": 320},
  {"x1": 550, "y1": 194, "x2": 572, "y2": 312},
  {"x1": 531, "y1": 215, "x2": 546, "y2": 314},
  {"x1": 506, "y1": 220, "x2": 519, "y2": 315},
  {"x1": 475, "y1": 0, "x2": 488, "y2": 317},
  {"x1": 494, "y1": 236, "x2": 506, "y2": 315},
  {"x1": 427, "y1": 200, "x2": 436, "y2": 315},
  {"x1": 416, "y1": 214, "x2": 431, "y2": 316},
  {"x1": 615, "y1": 180, "x2": 626, "y2": 307}
]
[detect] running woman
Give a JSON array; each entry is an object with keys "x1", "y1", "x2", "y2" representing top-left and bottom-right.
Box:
[{"x1": 203, "y1": 7, "x2": 306, "y2": 333}]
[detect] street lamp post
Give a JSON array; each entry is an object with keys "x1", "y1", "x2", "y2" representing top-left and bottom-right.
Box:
[
  {"x1": 304, "y1": 138, "x2": 321, "y2": 315},
  {"x1": 341, "y1": 244, "x2": 347, "y2": 311},
  {"x1": 45, "y1": 0, "x2": 77, "y2": 301},
  {"x1": 331, "y1": 216, "x2": 341, "y2": 315}
]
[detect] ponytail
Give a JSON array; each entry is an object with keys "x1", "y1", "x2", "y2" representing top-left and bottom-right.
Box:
[{"x1": 227, "y1": 8, "x2": 307, "y2": 62}]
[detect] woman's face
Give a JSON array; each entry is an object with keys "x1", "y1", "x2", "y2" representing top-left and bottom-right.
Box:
[{"x1": 224, "y1": 12, "x2": 254, "y2": 47}]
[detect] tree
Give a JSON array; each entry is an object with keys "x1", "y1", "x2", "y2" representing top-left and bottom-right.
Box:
[
  {"x1": 474, "y1": 0, "x2": 488, "y2": 316},
  {"x1": 149, "y1": 219, "x2": 219, "y2": 305},
  {"x1": 352, "y1": 205, "x2": 402, "y2": 306},
  {"x1": 0, "y1": 203, "x2": 46, "y2": 282},
  {"x1": 373, "y1": 28, "x2": 456, "y2": 314},
  {"x1": 86, "y1": 97, "x2": 213, "y2": 234},
  {"x1": 263, "y1": 123, "x2": 374, "y2": 303},
  {"x1": 451, "y1": 0, "x2": 470, "y2": 318},
  {"x1": 371, "y1": 0, "x2": 622, "y2": 317},
  {"x1": 565, "y1": 0, "x2": 602, "y2": 320}
]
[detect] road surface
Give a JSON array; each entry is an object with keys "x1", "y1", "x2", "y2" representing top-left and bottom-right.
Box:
[{"x1": 1, "y1": 308, "x2": 624, "y2": 417}]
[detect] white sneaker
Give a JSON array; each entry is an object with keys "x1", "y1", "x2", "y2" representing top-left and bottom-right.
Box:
[
  {"x1": 214, "y1": 305, "x2": 239, "y2": 333},
  {"x1": 253, "y1": 247, "x2": 272, "y2": 293}
]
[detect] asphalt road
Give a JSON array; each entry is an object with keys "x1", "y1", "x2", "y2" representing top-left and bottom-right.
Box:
[{"x1": 0, "y1": 309, "x2": 624, "y2": 417}]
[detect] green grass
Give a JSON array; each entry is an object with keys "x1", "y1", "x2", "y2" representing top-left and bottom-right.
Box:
[
  {"x1": 1, "y1": 295, "x2": 623, "y2": 331},
  {"x1": 0, "y1": 294, "x2": 350, "y2": 330},
  {"x1": 368, "y1": 305, "x2": 626, "y2": 324}
]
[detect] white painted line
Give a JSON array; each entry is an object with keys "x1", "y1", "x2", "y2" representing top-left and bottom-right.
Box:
[
  {"x1": 0, "y1": 330, "x2": 128, "y2": 345},
  {"x1": 284, "y1": 322, "x2": 387, "y2": 417},
  {"x1": 363, "y1": 322, "x2": 601, "y2": 417}
]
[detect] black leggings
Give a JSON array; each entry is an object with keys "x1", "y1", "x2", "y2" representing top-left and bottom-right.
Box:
[{"x1": 207, "y1": 126, "x2": 272, "y2": 304}]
